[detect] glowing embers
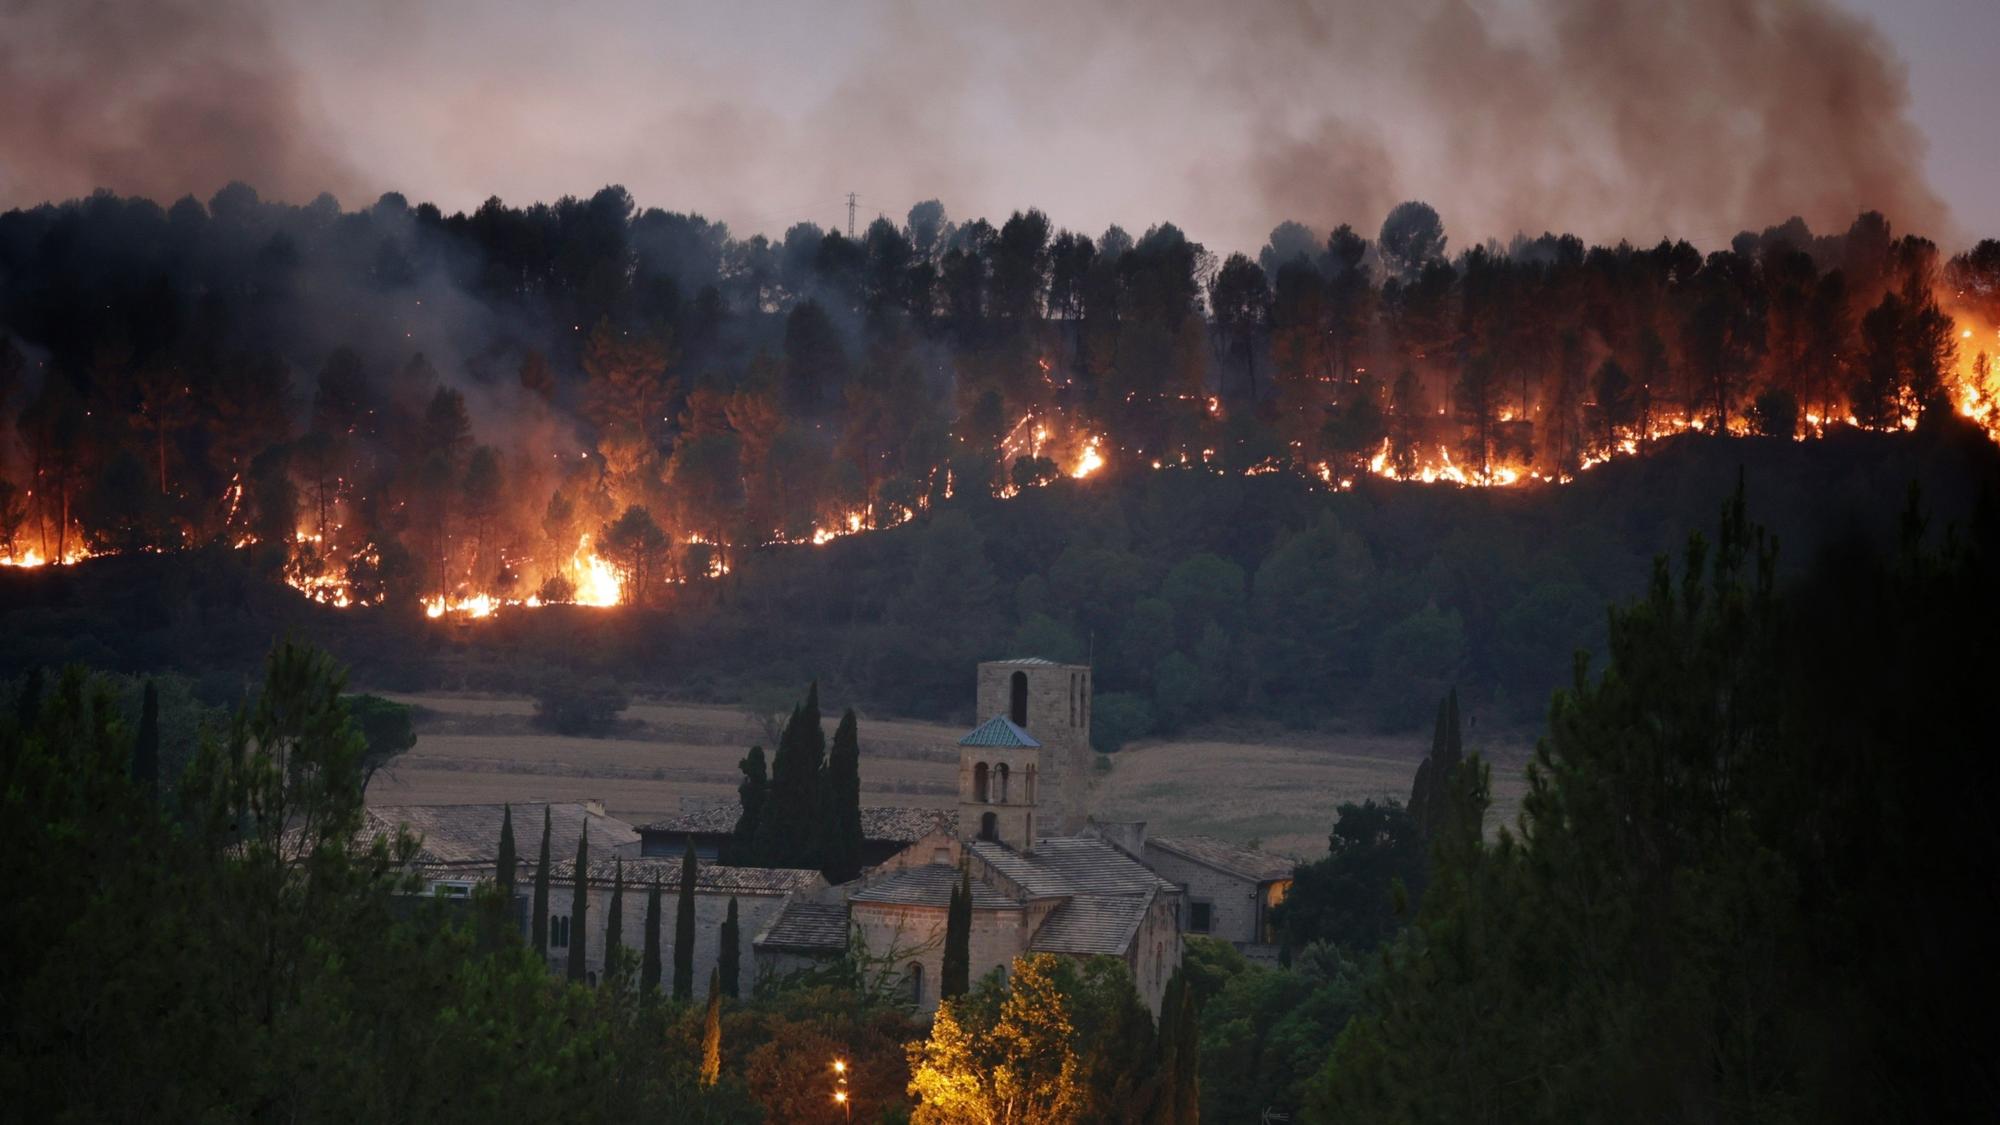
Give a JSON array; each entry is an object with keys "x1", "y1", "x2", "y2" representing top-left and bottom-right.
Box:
[
  {"x1": 1950, "y1": 323, "x2": 2000, "y2": 438},
  {"x1": 0, "y1": 543, "x2": 96, "y2": 568},
  {"x1": 567, "y1": 535, "x2": 622, "y2": 607},
  {"x1": 1365, "y1": 439, "x2": 1535, "y2": 487},
  {"x1": 423, "y1": 534, "x2": 623, "y2": 619},
  {"x1": 1069, "y1": 436, "x2": 1105, "y2": 479}
]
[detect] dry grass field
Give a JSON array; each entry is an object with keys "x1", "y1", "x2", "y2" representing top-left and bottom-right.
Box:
[
  {"x1": 365, "y1": 692, "x2": 1528, "y2": 858},
  {"x1": 1088, "y1": 732, "x2": 1531, "y2": 859}
]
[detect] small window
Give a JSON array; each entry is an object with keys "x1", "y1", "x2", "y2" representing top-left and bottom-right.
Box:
[
  {"x1": 552, "y1": 915, "x2": 570, "y2": 948},
  {"x1": 433, "y1": 882, "x2": 471, "y2": 898},
  {"x1": 974, "y1": 762, "x2": 990, "y2": 803},
  {"x1": 1188, "y1": 902, "x2": 1213, "y2": 934},
  {"x1": 1009, "y1": 671, "x2": 1028, "y2": 727},
  {"x1": 909, "y1": 961, "x2": 925, "y2": 1005}
]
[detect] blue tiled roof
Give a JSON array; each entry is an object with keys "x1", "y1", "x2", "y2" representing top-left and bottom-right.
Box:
[{"x1": 959, "y1": 716, "x2": 1041, "y2": 748}]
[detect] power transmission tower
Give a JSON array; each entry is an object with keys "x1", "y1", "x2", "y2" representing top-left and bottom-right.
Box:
[{"x1": 846, "y1": 192, "x2": 857, "y2": 238}]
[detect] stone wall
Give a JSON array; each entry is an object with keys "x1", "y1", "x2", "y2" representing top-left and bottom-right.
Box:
[
  {"x1": 1126, "y1": 892, "x2": 1185, "y2": 1014},
  {"x1": 849, "y1": 899, "x2": 1041, "y2": 1012},
  {"x1": 1141, "y1": 844, "x2": 1268, "y2": 947},
  {"x1": 537, "y1": 884, "x2": 796, "y2": 994}
]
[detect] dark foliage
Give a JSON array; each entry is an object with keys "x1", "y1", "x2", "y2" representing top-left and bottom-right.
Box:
[
  {"x1": 531, "y1": 672, "x2": 629, "y2": 736},
  {"x1": 1314, "y1": 486, "x2": 2000, "y2": 1120}
]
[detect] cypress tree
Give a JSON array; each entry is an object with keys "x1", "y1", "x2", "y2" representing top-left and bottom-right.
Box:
[
  {"x1": 1151, "y1": 968, "x2": 1201, "y2": 1124},
  {"x1": 604, "y1": 857, "x2": 625, "y2": 969},
  {"x1": 641, "y1": 877, "x2": 663, "y2": 1002},
  {"x1": 700, "y1": 967, "x2": 723, "y2": 1086},
  {"x1": 719, "y1": 896, "x2": 741, "y2": 998},
  {"x1": 496, "y1": 803, "x2": 517, "y2": 898},
  {"x1": 821, "y1": 708, "x2": 865, "y2": 883},
  {"x1": 752, "y1": 683, "x2": 825, "y2": 867},
  {"x1": 567, "y1": 826, "x2": 589, "y2": 982},
  {"x1": 673, "y1": 839, "x2": 697, "y2": 1002},
  {"x1": 941, "y1": 864, "x2": 971, "y2": 999},
  {"x1": 1410, "y1": 687, "x2": 1464, "y2": 839},
  {"x1": 532, "y1": 806, "x2": 552, "y2": 960},
  {"x1": 132, "y1": 679, "x2": 159, "y2": 791},
  {"x1": 729, "y1": 744, "x2": 768, "y2": 864}
]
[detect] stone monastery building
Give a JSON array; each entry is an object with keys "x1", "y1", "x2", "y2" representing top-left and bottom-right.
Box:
[
  {"x1": 756, "y1": 657, "x2": 1295, "y2": 1015},
  {"x1": 369, "y1": 657, "x2": 1294, "y2": 1011}
]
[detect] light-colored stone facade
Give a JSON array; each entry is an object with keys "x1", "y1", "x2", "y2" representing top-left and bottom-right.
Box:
[
  {"x1": 974, "y1": 660, "x2": 1092, "y2": 835},
  {"x1": 535, "y1": 864, "x2": 825, "y2": 992},
  {"x1": 1142, "y1": 845, "x2": 1275, "y2": 947}
]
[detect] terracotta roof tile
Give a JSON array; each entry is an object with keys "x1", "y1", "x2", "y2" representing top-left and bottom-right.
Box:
[
  {"x1": 756, "y1": 902, "x2": 852, "y2": 952},
  {"x1": 1147, "y1": 835, "x2": 1296, "y2": 883},
  {"x1": 363, "y1": 803, "x2": 636, "y2": 869},
  {"x1": 968, "y1": 837, "x2": 1180, "y2": 898},
  {"x1": 543, "y1": 856, "x2": 823, "y2": 895},
  {"x1": 1029, "y1": 894, "x2": 1157, "y2": 955},
  {"x1": 638, "y1": 804, "x2": 955, "y2": 843},
  {"x1": 849, "y1": 864, "x2": 1016, "y2": 909}
]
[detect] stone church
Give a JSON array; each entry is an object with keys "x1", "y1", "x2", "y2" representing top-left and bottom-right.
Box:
[
  {"x1": 755, "y1": 657, "x2": 1295, "y2": 1016},
  {"x1": 367, "y1": 657, "x2": 1295, "y2": 1010}
]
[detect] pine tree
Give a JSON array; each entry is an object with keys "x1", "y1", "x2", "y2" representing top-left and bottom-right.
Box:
[
  {"x1": 641, "y1": 877, "x2": 663, "y2": 1002},
  {"x1": 700, "y1": 967, "x2": 723, "y2": 1086},
  {"x1": 532, "y1": 806, "x2": 552, "y2": 961},
  {"x1": 730, "y1": 744, "x2": 767, "y2": 864},
  {"x1": 673, "y1": 839, "x2": 697, "y2": 1002},
  {"x1": 942, "y1": 863, "x2": 971, "y2": 999},
  {"x1": 496, "y1": 803, "x2": 517, "y2": 899},
  {"x1": 821, "y1": 708, "x2": 865, "y2": 882},
  {"x1": 604, "y1": 857, "x2": 624, "y2": 969},
  {"x1": 719, "y1": 896, "x2": 741, "y2": 998},
  {"x1": 567, "y1": 827, "x2": 589, "y2": 982},
  {"x1": 132, "y1": 679, "x2": 158, "y2": 791}
]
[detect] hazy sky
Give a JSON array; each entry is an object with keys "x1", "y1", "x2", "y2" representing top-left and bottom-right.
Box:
[
  {"x1": 2, "y1": 0, "x2": 1994, "y2": 255},
  {"x1": 1832, "y1": 0, "x2": 1999, "y2": 242}
]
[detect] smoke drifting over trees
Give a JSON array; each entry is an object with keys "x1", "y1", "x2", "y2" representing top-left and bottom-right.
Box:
[
  {"x1": 0, "y1": 0, "x2": 1955, "y2": 249},
  {"x1": 0, "y1": 0, "x2": 359, "y2": 208}
]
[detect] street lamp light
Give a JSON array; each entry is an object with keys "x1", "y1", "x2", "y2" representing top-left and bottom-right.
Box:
[{"x1": 833, "y1": 1059, "x2": 851, "y2": 1122}]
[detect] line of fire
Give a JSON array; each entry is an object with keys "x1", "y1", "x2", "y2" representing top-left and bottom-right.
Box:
[{"x1": 2, "y1": 197, "x2": 1996, "y2": 620}]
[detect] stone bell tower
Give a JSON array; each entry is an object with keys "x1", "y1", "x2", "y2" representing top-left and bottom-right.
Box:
[{"x1": 955, "y1": 657, "x2": 1092, "y2": 846}]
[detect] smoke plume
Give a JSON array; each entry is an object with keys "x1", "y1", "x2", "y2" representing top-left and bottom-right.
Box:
[
  {"x1": 0, "y1": 0, "x2": 360, "y2": 207},
  {"x1": 0, "y1": 0, "x2": 1952, "y2": 251}
]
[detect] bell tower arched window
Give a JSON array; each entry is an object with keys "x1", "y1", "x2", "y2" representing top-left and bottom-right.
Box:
[
  {"x1": 973, "y1": 762, "x2": 990, "y2": 803},
  {"x1": 995, "y1": 762, "x2": 1010, "y2": 803},
  {"x1": 1009, "y1": 671, "x2": 1028, "y2": 727}
]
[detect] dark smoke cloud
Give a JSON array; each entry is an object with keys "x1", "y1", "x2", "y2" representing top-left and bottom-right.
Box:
[
  {"x1": 1003, "y1": 0, "x2": 1950, "y2": 248},
  {"x1": 0, "y1": 0, "x2": 360, "y2": 206},
  {"x1": 0, "y1": 0, "x2": 1954, "y2": 252}
]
